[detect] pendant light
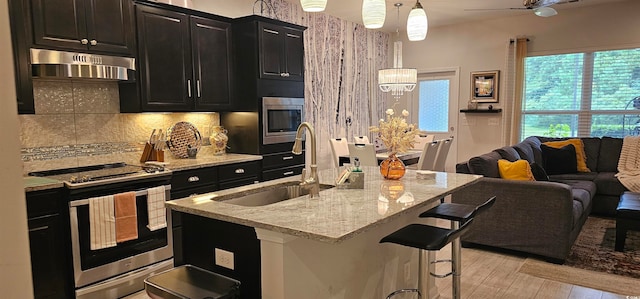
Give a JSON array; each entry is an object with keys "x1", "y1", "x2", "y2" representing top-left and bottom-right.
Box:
[
  {"x1": 378, "y1": 3, "x2": 417, "y2": 98},
  {"x1": 300, "y1": 0, "x2": 327, "y2": 12},
  {"x1": 362, "y1": 0, "x2": 386, "y2": 29},
  {"x1": 407, "y1": 0, "x2": 428, "y2": 41}
]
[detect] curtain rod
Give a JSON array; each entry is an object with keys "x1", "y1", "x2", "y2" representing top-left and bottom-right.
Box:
[{"x1": 510, "y1": 38, "x2": 531, "y2": 43}]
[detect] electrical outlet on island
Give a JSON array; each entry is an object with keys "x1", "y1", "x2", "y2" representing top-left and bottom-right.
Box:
[{"x1": 215, "y1": 248, "x2": 235, "y2": 270}]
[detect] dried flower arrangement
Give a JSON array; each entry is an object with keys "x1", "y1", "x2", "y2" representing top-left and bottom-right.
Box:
[{"x1": 369, "y1": 108, "x2": 419, "y2": 154}]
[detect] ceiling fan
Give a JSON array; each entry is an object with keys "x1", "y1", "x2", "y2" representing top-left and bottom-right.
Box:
[{"x1": 465, "y1": 0, "x2": 581, "y2": 17}]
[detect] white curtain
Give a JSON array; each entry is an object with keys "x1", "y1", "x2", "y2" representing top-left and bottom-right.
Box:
[{"x1": 502, "y1": 37, "x2": 528, "y2": 145}]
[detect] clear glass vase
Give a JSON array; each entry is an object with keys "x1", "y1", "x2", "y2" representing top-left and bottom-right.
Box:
[
  {"x1": 379, "y1": 153, "x2": 406, "y2": 180},
  {"x1": 210, "y1": 126, "x2": 228, "y2": 155}
]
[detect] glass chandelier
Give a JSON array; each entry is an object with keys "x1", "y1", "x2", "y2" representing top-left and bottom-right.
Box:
[
  {"x1": 407, "y1": 0, "x2": 428, "y2": 41},
  {"x1": 378, "y1": 3, "x2": 417, "y2": 98},
  {"x1": 362, "y1": 0, "x2": 386, "y2": 29},
  {"x1": 300, "y1": 0, "x2": 327, "y2": 12}
]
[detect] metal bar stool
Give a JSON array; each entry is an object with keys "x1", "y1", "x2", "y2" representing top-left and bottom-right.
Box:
[
  {"x1": 418, "y1": 196, "x2": 496, "y2": 299},
  {"x1": 379, "y1": 219, "x2": 474, "y2": 299}
]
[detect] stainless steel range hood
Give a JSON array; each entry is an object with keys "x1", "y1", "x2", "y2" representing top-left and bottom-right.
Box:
[{"x1": 30, "y1": 49, "x2": 135, "y2": 80}]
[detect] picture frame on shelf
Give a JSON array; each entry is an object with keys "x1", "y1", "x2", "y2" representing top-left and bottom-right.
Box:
[{"x1": 471, "y1": 70, "x2": 499, "y2": 103}]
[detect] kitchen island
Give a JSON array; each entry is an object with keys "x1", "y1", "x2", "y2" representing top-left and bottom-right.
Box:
[{"x1": 168, "y1": 167, "x2": 481, "y2": 299}]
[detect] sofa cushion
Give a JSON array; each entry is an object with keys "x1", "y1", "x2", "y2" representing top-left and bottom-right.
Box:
[
  {"x1": 498, "y1": 159, "x2": 535, "y2": 181},
  {"x1": 495, "y1": 146, "x2": 521, "y2": 162},
  {"x1": 513, "y1": 142, "x2": 535, "y2": 164},
  {"x1": 541, "y1": 144, "x2": 578, "y2": 175},
  {"x1": 548, "y1": 172, "x2": 598, "y2": 181},
  {"x1": 558, "y1": 180, "x2": 597, "y2": 199},
  {"x1": 580, "y1": 137, "x2": 601, "y2": 172},
  {"x1": 456, "y1": 162, "x2": 471, "y2": 174},
  {"x1": 572, "y1": 200, "x2": 584, "y2": 229},
  {"x1": 542, "y1": 139, "x2": 590, "y2": 172},
  {"x1": 572, "y1": 189, "x2": 592, "y2": 215},
  {"x1": 530, "y1": 163, "x2": 549, "y2": 181},
  {"x1": 597, "y1": 137, "x2": 623, "y2": 172},
  {"x1": 594, "y1": 172, "x2": 627, "y2": 196},
  {"x1": 468, "y1": 151, "x2": 502, "y2": 178},
  {"x1": 524, "y1": 136, "x2": 544, "y2": 164}
]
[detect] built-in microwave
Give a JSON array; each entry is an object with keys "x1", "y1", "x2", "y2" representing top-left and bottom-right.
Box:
[{"x1": 262, "y1": 97, "x2": 304, "y2": 145}]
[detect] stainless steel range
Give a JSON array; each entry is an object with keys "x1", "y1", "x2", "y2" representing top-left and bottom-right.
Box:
[{"x1": 29, "y1": 162, "x2": 174, "y2": 299}]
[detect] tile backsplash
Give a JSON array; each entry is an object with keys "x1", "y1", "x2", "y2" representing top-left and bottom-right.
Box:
[{"x1": 20, "y1": 79, "x2": 219, "y2": 174}]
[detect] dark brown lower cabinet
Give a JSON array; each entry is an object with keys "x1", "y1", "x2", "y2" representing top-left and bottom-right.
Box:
[
  {"x1": 26, "y1": 189, "x2": 72, "y2": 299},
  {"x1": 181, "y1": 213, "x2": 261, "y2": 299}
]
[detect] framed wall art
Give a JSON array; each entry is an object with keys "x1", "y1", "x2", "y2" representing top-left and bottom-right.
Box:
[{"x1": 471, "y1": 70, "x2": 500, "y2": 103}]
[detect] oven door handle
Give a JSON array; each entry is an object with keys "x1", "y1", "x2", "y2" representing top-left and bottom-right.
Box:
[{"x1": 69, "y1": 184, "x2": 172, "y2": 208}]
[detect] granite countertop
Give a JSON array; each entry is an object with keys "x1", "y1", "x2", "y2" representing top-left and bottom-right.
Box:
[
  {"x1": 23, "y1": 153, "x2": 263, "y2": 192},
  {"x1": 24, "y1": 176, "x2": 64, "y2": 192},
  {"x1": 166, "y1": 167, "x2": 482, "y2": 244},
  {"x1": 164, "y1": 153, "x2": 262, "y2": 172}
]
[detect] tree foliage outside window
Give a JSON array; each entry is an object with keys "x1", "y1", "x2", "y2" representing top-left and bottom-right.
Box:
[{"x1": 521, "y1": 48, "x2": 640, "y2": 139}]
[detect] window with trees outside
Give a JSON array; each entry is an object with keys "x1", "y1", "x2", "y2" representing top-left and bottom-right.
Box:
[{"x1": 521, "y1": 48, "x2": 640, "y2": 140}]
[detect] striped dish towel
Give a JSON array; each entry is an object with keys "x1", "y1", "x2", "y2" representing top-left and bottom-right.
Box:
[
  {"x1": 146, "y1": 186, "x2": 167, "y2": 231},
  {"x1": 89, "y1": 195, "x2": 117, "y2": 250}
]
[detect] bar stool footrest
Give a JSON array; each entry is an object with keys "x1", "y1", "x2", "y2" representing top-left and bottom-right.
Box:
[
  {"x1": 386, "y1": 288, "x2": 422, "y2": 299},
  {"x1": 430, "y1": 259, "x2": 456, "y2": 278}
]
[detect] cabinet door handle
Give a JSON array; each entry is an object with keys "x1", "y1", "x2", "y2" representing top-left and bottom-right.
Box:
[
  {"x1": 283, "y1": 171, "x2": 294, "y2": 176},
  {"x1": 263, "y1": 28, "x2": 279, "y2": 35},
  {"x1": 81, "y1": 38, "x2": 89, "y2": 45},
  {"x1": 187, "y1": 80, "x2": 192, "y2": 98},
  {"x1": 282, "y1": 156, "x2": 294, "y2": 160},
  {"x1": 235, "y1": 168, "x2": 245, "y2": 174},
  {"x1": 286, "y1": 33, "x2": 300, "y2": 38},
  {"x1": 90, "y1": 39, "x2": 97, "y2": 46},
  {"x1": 196, "y1": 80, "x2": 201, "y2": 98},
  {"x1": 188, "y1": 176, "x2": 200, "y2": 182},
  {"x1": 29, "y1": 225, "x2": 49, "y2": 232}
]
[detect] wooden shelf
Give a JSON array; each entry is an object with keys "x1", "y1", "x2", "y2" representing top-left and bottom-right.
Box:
[{"x1": 460, "y1": 109, "x2": 502, "y2": 113}]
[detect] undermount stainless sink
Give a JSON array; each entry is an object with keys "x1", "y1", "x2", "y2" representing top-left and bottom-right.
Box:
[{"x1": 221, "y1": 181, "x2": 334, "y2": 207}]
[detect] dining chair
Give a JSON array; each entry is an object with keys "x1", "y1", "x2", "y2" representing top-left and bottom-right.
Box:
[
  {"x1": 415, "y1": 140, "x2": 442, "y2": 170},
  {"x1": 329, "y1": 138, "x2": 349, "y2": 168},
  {"x1": 353, "y1": 135, "x2": 370, "y2": 144},
  {"x1": 348, "y1": 143, "x2": 378, "y2": 167},
  {"x1": 413, "y1": 134, "x2": 435, "y2": 151},
  {"x1": 433, "y1": 137, "x2": 454, "y2": 172}
]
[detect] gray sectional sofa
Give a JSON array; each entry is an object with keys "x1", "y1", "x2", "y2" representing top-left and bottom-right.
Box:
[{"x1": 454, "y1": 136, "x2": 626, "y2": 263}]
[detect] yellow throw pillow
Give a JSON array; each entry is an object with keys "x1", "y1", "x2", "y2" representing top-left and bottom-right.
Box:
[
  {"x1": 543, "y1": 139, "x2": 590, "y2": 172},
  {"x1": 498, "y1": 159, "x2": 535, "y2": 181}
]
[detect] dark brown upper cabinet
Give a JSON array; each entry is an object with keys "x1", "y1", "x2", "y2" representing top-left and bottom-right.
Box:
[
  {"x1": 231, "y1": 16, "x2": 306, "y2": 111},
  {"x1": 258, "y1": 22, "x2": 304, "y2": 81},
  {"x1": 29, "y1": 0, "x2": 136, "y2": 56},
  {"x1": 128, "y1": 3, "x2": 233, "y2": 112},
  {"x1": 9, "y1": 0, "x2": 34, "y2": 114}
]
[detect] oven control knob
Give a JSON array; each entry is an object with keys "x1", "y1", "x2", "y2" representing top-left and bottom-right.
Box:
[
  {"x1": 70, "y1": 176, "x2": 78, "y2": 183},
  {"x1": 82, "y1": 175, "x2": 91, "y2": 182}
]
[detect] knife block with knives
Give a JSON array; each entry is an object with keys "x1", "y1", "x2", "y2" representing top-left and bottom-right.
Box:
[{"x1": 140, "y1": 129, "x2": 166, "y2": 163}]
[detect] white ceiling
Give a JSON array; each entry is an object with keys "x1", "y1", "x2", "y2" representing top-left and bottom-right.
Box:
[{"x1": 282, "y1": 0, "x2": 627, "y2": 32}]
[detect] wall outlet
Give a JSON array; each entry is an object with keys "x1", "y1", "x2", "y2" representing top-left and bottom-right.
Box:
[
  {"x1": 215, "y1": 248, "x2": 235, "y2": 270},
  {"x1": 404, "y1": 262, "x2": 411, "y2": 282}
]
